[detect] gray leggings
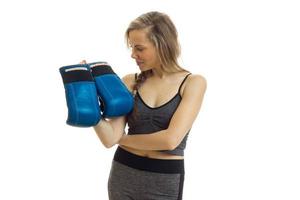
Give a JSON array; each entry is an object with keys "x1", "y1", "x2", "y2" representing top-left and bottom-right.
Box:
[{"x1": 108, "y1": 147, "x2": 185, "y2": 200}]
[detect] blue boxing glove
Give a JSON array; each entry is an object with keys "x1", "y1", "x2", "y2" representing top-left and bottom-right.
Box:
[
  {"x1": 89, "y1": 62, "x2": 134, "y2": 118},
  {"x1": 59, "y1": 64, "x2": 101, "y2": 127}
]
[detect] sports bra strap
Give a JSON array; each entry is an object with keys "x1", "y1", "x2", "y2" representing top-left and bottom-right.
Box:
[{"x1": 178, "y1": 73, "x2": 192, "y2": 94}]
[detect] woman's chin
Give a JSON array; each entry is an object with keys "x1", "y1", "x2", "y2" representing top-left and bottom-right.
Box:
[
  {"x1": 137, "y1": 64, "x2": 146, "y2": 71},
  {"x1": 139, "y1": 68, "x2": 151, "y2": 72},
  {"x1": 137, "y1": 63, "x2": 153, "y2": 72}
]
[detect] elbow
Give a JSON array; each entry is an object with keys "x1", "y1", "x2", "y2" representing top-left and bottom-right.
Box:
[
  {"x1": 103, "y1": 142, "x2": 114, "y2": 149},
  {"x1": 103, "y1": 143, "x2": 116, "y2": 149},
  {"x1": 164, "y1": 130, "x2": 183, "y2": 150},
  {"x1": 96, "y1": 137, "x2": 115, "y2": 149},
  {"x1": 100, "y1": 137, "x2": 117, "y2": 149},
  {"x1": 165, "y1": 137, "x2": 178, "y2": 151},
  {"x1": 103, "y1": 139, "x2": 119, "y2": 149}
]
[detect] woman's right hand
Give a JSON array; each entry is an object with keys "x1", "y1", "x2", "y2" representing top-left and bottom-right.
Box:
[{"x1": 80, "y1": 60, "x2": 87, "y2": 64}]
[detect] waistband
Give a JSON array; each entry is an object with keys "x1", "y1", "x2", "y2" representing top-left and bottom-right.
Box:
[{"x1": 113, "y1": 146, "x2": 184, "y2": 174}]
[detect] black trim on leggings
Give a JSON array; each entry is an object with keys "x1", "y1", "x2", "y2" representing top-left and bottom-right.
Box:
[{"x1": 114, "y1": 146, "x2": 185, "y2": 174}]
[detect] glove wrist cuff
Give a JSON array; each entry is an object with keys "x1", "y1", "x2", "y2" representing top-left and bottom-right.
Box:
[{"x1": 90, "y1": 64, "x2": 115, "y2": 77}]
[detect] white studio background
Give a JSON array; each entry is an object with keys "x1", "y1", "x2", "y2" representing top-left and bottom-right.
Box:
[{"x1": 0, "y1": 0, "x2": 299, "y2": 199}]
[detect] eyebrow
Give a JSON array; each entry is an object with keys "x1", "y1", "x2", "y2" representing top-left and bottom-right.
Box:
[{"x1": 130, "y1": 44, "x2": 145, "y2": 48}]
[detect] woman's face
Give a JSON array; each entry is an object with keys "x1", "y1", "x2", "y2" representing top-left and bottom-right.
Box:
[{"x1": 128, "y1": 30, "x2": 161, "y2": 71}]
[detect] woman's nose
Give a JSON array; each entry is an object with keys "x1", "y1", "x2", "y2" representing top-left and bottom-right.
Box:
[{"x1": 131, "y1": 49, "x2": 137, "y2": 59}]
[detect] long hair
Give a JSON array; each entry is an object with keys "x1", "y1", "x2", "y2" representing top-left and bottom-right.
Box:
[{"x1": 125, "y1": 11, "x2": 188, "y2": 118}]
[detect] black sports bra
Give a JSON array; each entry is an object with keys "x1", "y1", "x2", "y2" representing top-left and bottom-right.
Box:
[{"x1": 126, "y1": 73, "x2": 192, "y2": 156}]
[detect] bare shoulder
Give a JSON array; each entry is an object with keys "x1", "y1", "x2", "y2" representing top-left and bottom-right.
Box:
[
  {"x1": 121, "y1": 73, "x2": 136, "y2": 92},
  {"x1": 187, "y1": 74, "x2": 207, "y2": 87},
  {"x1": 183, "y1": 74, "x2": 207, "y2": 97}
]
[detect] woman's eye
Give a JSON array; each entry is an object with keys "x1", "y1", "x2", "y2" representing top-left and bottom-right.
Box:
[{"x1": 136, "y1": 48, "x2": 144, "y2": 52}]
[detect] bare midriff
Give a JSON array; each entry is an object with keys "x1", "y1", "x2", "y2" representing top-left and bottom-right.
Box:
[{"x1": 119, "y1": 145, "x2": 184, "y2": 160}]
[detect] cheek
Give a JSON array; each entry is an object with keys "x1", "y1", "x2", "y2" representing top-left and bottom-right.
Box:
[
  {"x1": 144, "y1": 51, "x2": 156, "y2": 61},
  {"x1": 143, "y1": 53, "x2": 151, "y2": 61}
]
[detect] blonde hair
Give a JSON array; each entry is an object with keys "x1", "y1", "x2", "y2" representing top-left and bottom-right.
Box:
[
  {"x1": 126, "y1": 11, "x2": 188, "y2": 93},
  {"x1": 125, "y1": 11, "x2": 188, "y2": 118},
  {"x1": 126, "y1": 11, "x2": 187, "y2": 74}
]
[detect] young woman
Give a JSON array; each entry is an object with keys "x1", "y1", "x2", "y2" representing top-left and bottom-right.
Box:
[{"x1": 86, "y1": 11, "x2": 206, "y2": 200}]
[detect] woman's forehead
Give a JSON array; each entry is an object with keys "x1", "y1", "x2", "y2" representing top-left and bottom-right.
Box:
[{"x1": 128, "y1": 30, "x2": 150, "y2": 45}]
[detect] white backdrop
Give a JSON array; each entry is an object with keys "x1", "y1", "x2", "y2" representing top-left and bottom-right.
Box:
[{"x1": 0, "y1": 0, "x2": 299, "y2": 199}]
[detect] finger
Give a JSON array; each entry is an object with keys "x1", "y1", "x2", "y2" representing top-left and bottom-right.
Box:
[{"x1": 80, "y1": 60, "x2": 87, "y2": 64}]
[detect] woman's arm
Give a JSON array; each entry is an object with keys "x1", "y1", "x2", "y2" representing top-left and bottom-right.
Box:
[
  {"x1": 93, "y1": 73, "x2": 136, "y2": 148},
  {"x1": 118, "y1": 74, "x2": 207, "y2": 150},
  {"x1": 93, "y1": 116, "x2": 126, "y2": 148},
  {"x1": 119, "y1": 129, "x2": 171, "y2": 150}
]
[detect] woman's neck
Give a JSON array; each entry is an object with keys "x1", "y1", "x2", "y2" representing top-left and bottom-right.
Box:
[{"x1": 151, "y1": 67, "x2": 173, "y2": 79}]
